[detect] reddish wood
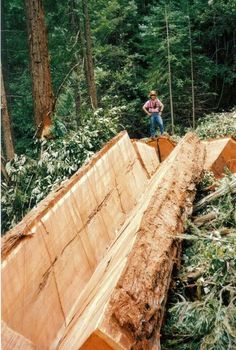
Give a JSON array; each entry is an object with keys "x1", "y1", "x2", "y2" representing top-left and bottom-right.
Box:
[
  {"x1": 203, "y1": 137, "x2": 236, "y2": 177},
  {"x1": 57, "y1": 133, "x2": 205, "y2": 350},
  {"x1": 25, "y1": 0, "x2": 54, "y2": 138},
  {"x1": 1, "y1": 132, "x2": 205, "y2": 350},
  {"x1": 1, "y1": 131, "x2": 149, "y2": 348},
  {"x1": 156, "y1": 136, "x2": 176, "y2": 161},
  {"x1": 1, "y1": 321, "x2": 36, "y2": 350},
  {"x1": 133, "y1": 141, "x2": 160, "y2": 178},
  {"x1": 143, "y1": 136, "x2": 176, "y2": 162},
  {"x1": 1, "y1": 69, "x2": 14, "y2": 159}
]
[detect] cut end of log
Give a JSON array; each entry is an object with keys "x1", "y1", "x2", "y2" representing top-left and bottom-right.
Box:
[{"x1": 203, "y1": 137, "x2": 236, "y2": 177}]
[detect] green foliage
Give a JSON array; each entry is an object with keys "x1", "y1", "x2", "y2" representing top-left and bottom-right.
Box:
[
  {"x1": 3, "y1": 0, "x2": 236, "y2": 150},
  {"x1": 1, "y1": 114, "x2": 119, "y2": 233},
  {"x1": 195, "y1": 108, "x2": 236, "y2": 139},
  {"x1": 2, "y1": 0, "x2": 35, "y2": 154},
  {"x1": 162, "y1": 174, "x2": 236, "y2": 350}
]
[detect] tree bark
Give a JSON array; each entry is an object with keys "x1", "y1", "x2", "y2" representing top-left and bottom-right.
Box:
[
  {"x1": 165, "y1": 6, "x2": 174, "y2": 134},
  {"x1": 188, "y1": 15, "x2": 195, "y2": 129},
  {"x1": 69, "y1": 0, "x2": 82, "y2": 127},
  {"x1": 81, "y1": 0, "x2": 98, "y2": 110},
  {"x1": 1, "y1": 156, "x2": 10, "y2": 183},
  {"x1": 1, "y1": 68, "x2": 15, "y2": 160},
  {"x1": 25, "y1": 0, "x2": 54, "y2": 138}
]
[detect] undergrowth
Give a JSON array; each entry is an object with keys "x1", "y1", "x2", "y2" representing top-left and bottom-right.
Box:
[
  {"x1": 1, "y1": 114, "x2": 119, "y2": 234},
  {"x1": 195, "y1": 108, "x2": 236, "y2": 139},
  {"x1": 162, "y1": 173, "x2": 236, "y2": 350}
]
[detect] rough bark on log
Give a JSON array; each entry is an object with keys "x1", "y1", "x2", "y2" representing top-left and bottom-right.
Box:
[
  {"x1": 57, "y1": 133, "x2": 205, "y2": 350},
  {"x1": 1, "y1": 69, "x2": 15, "y2": 159},
  {"x1": 2, "y1": 132, "x2": 205, "y2": 350},
  {"x1": 25, "y1": 0, "x2": 54, "y2": 138},
  {"x1": 103, "y1": 134, "x2": 205, "y2": 349}
]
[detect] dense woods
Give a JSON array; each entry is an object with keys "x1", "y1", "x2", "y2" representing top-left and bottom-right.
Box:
[
  {"x1": 1, "y1": 1, "x2": 236, "y2": 349},
  {"x1": 2, "y1": 0, "x2": 236, "y2": 154}
]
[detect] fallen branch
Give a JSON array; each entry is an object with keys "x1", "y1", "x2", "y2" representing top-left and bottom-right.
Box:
[
  {"x1": 194, "y1": 177, "x2": 236, "y2": 212},
  {"x1": 54, "y1": 61, "x2": 82, "y2": 109},
  {"x1": 193, "y1": 211, "x2": 218, "y2": 227}
]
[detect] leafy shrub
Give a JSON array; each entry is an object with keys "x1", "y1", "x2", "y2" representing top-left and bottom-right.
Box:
[
  {"x1": 195, "y1": 108, "x2": 236, "y2": 139},
  {"x1": 162, "y1": 174, "x2": 236, "y2": 350},
  {"x1": 1, "y1": 113, "x2": 119, "y2": 234}
]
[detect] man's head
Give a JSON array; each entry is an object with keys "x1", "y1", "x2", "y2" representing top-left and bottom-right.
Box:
[{"x1": 149, "y1": 90, "x2": 157, "y2": 100}]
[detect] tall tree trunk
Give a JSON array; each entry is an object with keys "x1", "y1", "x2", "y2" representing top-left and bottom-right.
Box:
[
  {"x1": 69, "y1": 0, "x2": 77, "y2": 30},
  {"x1": 25, "y1": 0, "x2": 54, "y2": 138},
  {"x1": 1, "y1": 156, "x2": 10, "y2": 183},
  {"x1": 69, "y1": 0, "x2": 82, "y2": 127},
  {"x1": 188, "y1": 15, "x2": 195, "y2": 129},
  {"x1": 1, "y1": 0, "x2": 10, "y2": 98},
  {"x1": 213, "y1": 14, "x2": 218, "y2": 92},
  {"x1": 1, "y1": 68, "x2": 15, "y2": 160},
  {"x1": 82, "y1": 0, "x2": 98, "y2": 110},
  {"x1": 165, "y1": 6, "x2": 174, "y2": 134}
]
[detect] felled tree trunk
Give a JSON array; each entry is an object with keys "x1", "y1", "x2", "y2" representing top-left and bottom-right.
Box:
[
  {"x1": 25, "y1": 0, "x2": 54, "y2": 138},
  {"x1": 1, "y1": 321, "x2": 36, "y2": 350},
  {"x1": 58, "y1": 133, "x2": 205, "y2": 350},
  {"x1": 95, "y1": 133, "x2": 205, "y2": 349},
  {"x1": 1, "y1": 132, "x2": 205, "y2": 350}
]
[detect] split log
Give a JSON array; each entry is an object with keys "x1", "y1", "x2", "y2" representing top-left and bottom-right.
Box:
[
  {"x1": 1, "y1": 132, "x2": 204, "y2": 350},
  {"x1": 56, "y1": 133, "x2": 205, "y2": 350},
  {"x1": 194, "y1": 176, "x2": 236, "y2": 212},
  {"x1": 1, "y1": 131, "x2": 152, "y2": 348},
  {"x1": 1, "y1": 321, "x2": 36, "y2": 350},
  {"x1": 132, "y1": 141, "x2": 160, "y2": 178},
  {"x1": 141, "y1": 135, "x2": 176, "y2": 162},
  {"x1": 203, "y1": 137, "x2": 236, "y2": 177},
  {"x1": 156, "y1": 135, "x2": 176, "y2": 162}
]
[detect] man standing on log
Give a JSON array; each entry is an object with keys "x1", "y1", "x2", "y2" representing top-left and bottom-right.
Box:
[{"x1": 143, "y1": 90, "x2": 164, "y2": 138}]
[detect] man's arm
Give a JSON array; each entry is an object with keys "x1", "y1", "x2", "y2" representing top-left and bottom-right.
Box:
[
  {"x1": 143, "y1": 105, "x2": 151, "y2": 116},
  {"x1": 159, "y1": 101, "x2": 164, "y2": 114}
]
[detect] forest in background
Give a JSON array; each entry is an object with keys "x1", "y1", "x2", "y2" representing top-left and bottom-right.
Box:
[
  {"x1": 1, "y1": 0, "x2": 236, "y2": 232},
  {"x1": 2, "y1": 0, "x2": 236, "y2": 152},
  {"x1": 1, "y1": 1, "x2": 236, "y2": 349}
]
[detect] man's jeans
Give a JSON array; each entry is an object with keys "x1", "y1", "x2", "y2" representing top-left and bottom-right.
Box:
[{"x1": 150, "y1": 113, "x2": 164, "y2": 137}]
